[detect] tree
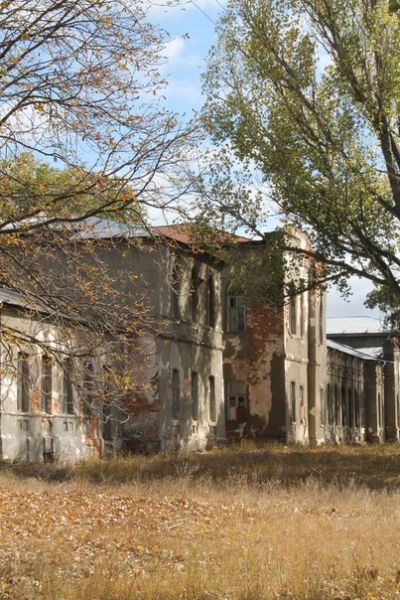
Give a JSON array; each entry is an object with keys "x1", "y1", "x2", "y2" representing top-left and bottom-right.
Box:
[
  {"x1": 0, "y1": 1, "x2": 190, "y2": 414},
  {"x1": 201, "y1": 0, "x2": 400, "y2": 325}
]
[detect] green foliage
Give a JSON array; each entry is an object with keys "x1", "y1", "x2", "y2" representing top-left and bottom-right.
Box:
[{"x1": 202, "y1": 0, "x2": 400, "y2": 325}]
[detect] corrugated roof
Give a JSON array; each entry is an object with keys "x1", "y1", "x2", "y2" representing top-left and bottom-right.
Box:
[
  {"x1": 326, "y1": 316, "x2": 388, "y2": 335},
  {"x1": 327, "y1": 339, "x2": 383, "y2": 361}
]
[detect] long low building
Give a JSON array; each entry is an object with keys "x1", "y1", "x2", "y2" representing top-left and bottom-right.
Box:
[{"x1": 0, "y1": 221, "x2": 399, "y2": 461}]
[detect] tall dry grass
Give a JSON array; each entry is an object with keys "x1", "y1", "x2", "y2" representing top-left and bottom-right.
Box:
[{"x1": 1, "y1": 443, "x2": 400, "y2": 599}]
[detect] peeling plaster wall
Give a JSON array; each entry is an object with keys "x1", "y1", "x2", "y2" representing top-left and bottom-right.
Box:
[{"x1": 0, "y1": 306, "x2": 94, "y2": 462}]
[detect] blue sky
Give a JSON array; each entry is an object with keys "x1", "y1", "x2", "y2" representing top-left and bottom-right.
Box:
[{"x1": 150, "y1": 1, "x2": 382, "y2": 321}]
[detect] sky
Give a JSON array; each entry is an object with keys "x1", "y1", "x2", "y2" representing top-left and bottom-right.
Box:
[{"x1": 149, "y1": 0, "x2": 383, "y2": 322}]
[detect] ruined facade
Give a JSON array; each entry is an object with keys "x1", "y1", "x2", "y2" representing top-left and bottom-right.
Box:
[
  {"x1": 0, "y1": 220, "x2": 225, "y2": 460},
  {"x1": 1, "y1": 220, "x2": 399, "y2": 462}
]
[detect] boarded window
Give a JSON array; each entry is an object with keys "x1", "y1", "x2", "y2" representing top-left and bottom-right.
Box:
[
  {"x1": 226, "y1": 381, "x2": 247, "y2": 423},
  {"x1": 209, "y1": 375, "x2": 216, "y2": 422},
  {"x1": 191, "y1": 371, "x2": 199, "y2": 421},
  {"x1": 62, "y1": 358, "x2": 74, "y2": 415},
  {"x1": 17, "y1": 352, "x2": 30, "y2": 413},
  {"x1": 290, "y1": 381, "x2": 296, "y2": 422},
  {"x1": 172, "y1": 368, "x2": 180, "y2": 420},
  {"x1": 41, "y1": 355, "x2": 52, "y2": 414},
  {"x1": 227, "y1": 294, "x2": 245, "y2": 333}
]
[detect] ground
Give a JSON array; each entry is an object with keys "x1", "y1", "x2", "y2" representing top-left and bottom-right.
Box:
[{"x1": 2, "y1": 443, "x2": 400, "y2": 599}]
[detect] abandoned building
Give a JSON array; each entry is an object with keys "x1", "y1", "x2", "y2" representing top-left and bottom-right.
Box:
[
  {"x1": 0, "y1": 219, "x2": 226, "y2": 461},
  {"x1": 0, "y1": 219, "x2": 399, "y2": 461}
]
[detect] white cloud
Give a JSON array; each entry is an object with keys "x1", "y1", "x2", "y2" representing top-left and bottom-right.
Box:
[{"x1": 162, "y1": 36, "x2": 186, "y2": 61}]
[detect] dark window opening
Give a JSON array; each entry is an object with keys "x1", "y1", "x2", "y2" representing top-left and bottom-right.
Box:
[
  {"x1": 206, "y1": 276, "x2": 215, "y2": 328},
  {"x1": 290, "y1": 381, "x2": 296, "y2": 423},
  {"x1": 62, "y1": 358, "x2": 74, "y2": 415},
  {"x1": 355, "y1": 390, "x2": 360, "y2": 427},
  {"x1": 348, "y1": 388, "x2": 354, "y2": 428},
  {"x1": 191, "y1": 371, "x2": 199, "y2": 421},
  {"x1": 102, "y1": 404, "x2": 112, "y2": 441},
  {"x1": 341, "y1": 385, "x2": 346, "y2": 427},
  {"x1": 172, "y1": 368, "x2": 180, "y2": 420},
  {"x1": 170, "y1": 260, "x2": 181, "y2": 319},
  {"x1": 41, "y1": 355, "x2": 52, "y2": 414},
  {"x1": 288, "y1": 296, "x2": 297, "y2": 335},
  {"x1": 209, "y1": 375, "x2": 216, "y2": 422},
  {"x1": 17, "y1": 352, "x2": 30, "y2": 413},
  {"x1": 83, "y1": 361, "x2": 94, "y2": 417},
  {"x1": 190, "y1": 267, "x2": 199, "y2": 322}
]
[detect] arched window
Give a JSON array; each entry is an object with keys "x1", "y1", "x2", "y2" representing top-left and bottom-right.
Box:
[{"x1": 288, "y1": 295, "x2": 297, "y2": 335}]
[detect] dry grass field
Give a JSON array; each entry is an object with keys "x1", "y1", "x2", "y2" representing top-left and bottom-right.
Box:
[{"x1": 2, "y1": 443, "x2": 400, "y2": 600}]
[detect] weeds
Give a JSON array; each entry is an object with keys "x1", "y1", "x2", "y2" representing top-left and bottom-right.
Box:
[{"x1": 1, "y1": 443, "x2": 400, "y2": 599}]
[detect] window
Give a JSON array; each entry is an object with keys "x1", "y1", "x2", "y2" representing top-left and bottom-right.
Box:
[
  {"x1": 288, "y1": 296, "x2": 297, "y2": 335},
  {"x1": 300, "y1": 294, "x2": 305, "y2": 338},
  {"x1": 191, "y1": 371, "x2": 199, "y2": 421},
  {"x1": 299, "y1": 385, "x2": 304, "y2": 423},
  {"x1": 320, "y1": 387, "x2": 325, "y2": 425},
  {"x1": 227, "y1": 381, "x2": 247, "y2": 422},
  {"x1": 102, "y1": 404, "x2": 112, "y2": 441},
  {"x1": 334, "y1": 384, "x2": 340, "y2": 425},
  {"x1": 319, "y1": 294, "x2": 324, "y2": 344},
  {"x1": 62, "y1": 358, "x2": 74, "y2": 415},
  {"x1": 190, "y1": 267, "x2": 199, "y2": 322},
  {"x1": 172, "y1": 369, "x2": 180, "y2": 420},
  {"x1": 355, "y1": 390, "x2": 360, "y2": 427},
  {"x1": 341, "y1": 385, "x2": 346, "y2": 426},
  {"x1": 41, "y1": 355, "x2": 52, "y2": 413},
  {"x1": 17, "y1": 352, "x2": 30, "y2": 412},
  {"x1": 327, "y1": 383, "x2": 333, "y2": 425},
  {"x1": 209, "y1": 376, "x2": 216, "y2": 422},
  {"x1": 397, "y1": 394, "x2": 400, "y2": 428},
  {"x1": 170, "y1": 259, "x2": 181, "y2": 319},
  {"x1": 290, "y1": 381, "x2": 296, "y2": 422},
  {"x1": 206, "y1": 276, "x2": 215, "y2": 328},
  {"x1": 83, "y1": 361, "x2": 94, "y2": 416},
  {"x1": 348, "y1": 388, "x2": 354, "y2": 428},
  {"x1": 227, "y1": 294, "x2": 245, "y2": 333}
]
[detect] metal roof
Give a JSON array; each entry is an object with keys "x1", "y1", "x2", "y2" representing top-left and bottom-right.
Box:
[
  {"x1": 0, "y1": 216, "x2": 151, "y2": 240},
  {"x1": 327, "y1": 338, "x2": 383, "y2": 361},
  {"x1": 0, "y1": 288, "x2": 29, "y2": 308},
  {"x1": 326, "y1": 316, "x2": 389, "y2": 335}
]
